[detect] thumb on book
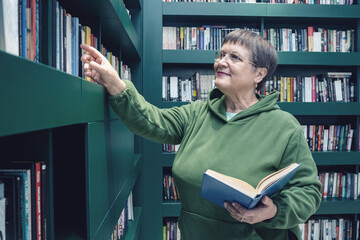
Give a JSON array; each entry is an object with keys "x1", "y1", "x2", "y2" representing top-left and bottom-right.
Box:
[{"x1": 261, "y1": 195, "x2": 271, "y2": 205}]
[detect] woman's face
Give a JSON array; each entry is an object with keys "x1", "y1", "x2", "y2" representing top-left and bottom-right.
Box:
[{"x1": 214, "y1": 43, "x2": 259, "y2": 96}]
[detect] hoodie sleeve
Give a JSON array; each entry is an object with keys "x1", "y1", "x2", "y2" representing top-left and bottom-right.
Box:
[
  {"x1": 255, "y1": 127, "x2": 322, "y2": 230},
  {"x1": 108, "y1": 80, "x2": 197, "y2": 144}
]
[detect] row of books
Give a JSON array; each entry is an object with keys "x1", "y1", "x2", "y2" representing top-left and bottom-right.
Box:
[
  {"x1": 301, "y1": 124, "x2": 354, "y2": 152},
  {"x1": 163, "y1": 26, "x2": 260, "y2": 50},
  {"x1": 162, "y1": 73, "x2": 215, "y2": 102},
  {"x1": 0, "y1": 0, "x2": 40, "y2": 60},
  {"x1": 0, "y1": 161, "x2": 46, "y2": 240},
  {"x1": 299, "y1": 217, "x2": 359, "y2": 240},
  {"x1": 318, "y1": 172, "x2": 359, "y2": 199},
  {"x1": 162, "y1": 71, "x2": 355, "y2": 103},
  {"x1": 261, "y1": 73, "x2": 355, "y2": 103},
  {"x1": 163, "y1": 144, "x2": 180, "y2": 153},
  {"x1": 163, "y1": 218, "x2": 181, "y2": 240},
  {"x1": 109, "y1": 192, "x2": 134, "y2": 240},
  {"x1": 55, "y1": 1, "x2": 131, "y2": 82},
  {"x1": 162, "y1": 0, "x2": 354, "y2": 4},
  {"x1": 0, "y1": 0, "x2": 131, "y2": 83},
  {"x1": 264, "y1": 27, "x2": 355, "y2": 53},
  {"x1": 163, "y1": 26, "x2": 355, "y2": 53},
  {"x1": 163, "y1": 174, "x2": 180, "y2": 201}
]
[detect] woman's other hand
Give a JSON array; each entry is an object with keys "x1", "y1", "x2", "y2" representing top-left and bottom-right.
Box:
[
  {"x1": 224, "y1": 196, "x2": 277, "y2": 224},
  {"x1": 80, "y1": 44, "x2": 126, "y2": 96}
]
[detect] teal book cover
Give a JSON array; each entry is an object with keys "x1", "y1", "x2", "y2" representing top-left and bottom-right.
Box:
[{"x1": 200, "y1": 163, "x2": 301, "y2": 209}]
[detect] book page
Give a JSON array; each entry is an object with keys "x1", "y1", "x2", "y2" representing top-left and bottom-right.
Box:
[
  {"x1": 256, "y1": 163, "x2": 300, "y2": 194},
  {"x1": 205, "y1": 170, "x2": 258, "y2": 198}
]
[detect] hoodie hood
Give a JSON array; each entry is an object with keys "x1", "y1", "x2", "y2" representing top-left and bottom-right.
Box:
[{"x1": 207, "y1": 88, "x2": 280, "y2": 122}]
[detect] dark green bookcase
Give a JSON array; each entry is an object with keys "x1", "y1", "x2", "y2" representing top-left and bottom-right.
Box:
[
  {"x1": 142, "y1": 1, "x2": 360, "y2": 239},
  {"x1": 0, "y1": 0, "x2": 143, "y2": 239}
]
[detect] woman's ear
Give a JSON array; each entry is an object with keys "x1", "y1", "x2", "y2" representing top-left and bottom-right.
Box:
[{"x1": 255, "y1": 67, "x2": 267, "y2": 84}]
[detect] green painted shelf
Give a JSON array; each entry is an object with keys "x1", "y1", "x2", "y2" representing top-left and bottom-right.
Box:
[
  {"x1": 163, "y1": 50, "x2": 360, "y2": 66},
  {"x1": 278, "y1": 102, "x2": 360, "y2": 115},
  {"x1": 160, "y1": 101, "x2": 360, "y2": 116},
  {"x1": 163, "y1": 152, "x2": 360, "y2": 167},
  {"x1": 313, "y1": 152, "x2": 360, "y2": 165},
  {"x1": 59, "y1": 0, "x2": 140, "y2": 62},
  {"x1": 162, "y1": 199, "x2": 360, "y2": 217},
  {"x1": 0, "y1": 50, "x2": 124, "y2": 136},
  {"x1": 163, "y1": 2, "x2": 266, "y2": 17},
  {"x1": 0, "y1": 50, "x2": 82, "y2": 136},
  {"x1": 266, "y1": 4, "x2": 360, "y2": 18},
  {"x1": 90, "y1": 154, "x2": 142, "y2": 240},
  {"x1": 124, "y1": 207, "x2": 143, "y2": 240},
  {"x1": 316, "y1": 199, "x2": 360, "y2": 215},
  {"x1": 163, "y1": 201, "x2": 182, "y2": 217},
  {"x1": 163, "y1": 2, "x2": 360, "y2": 19}
]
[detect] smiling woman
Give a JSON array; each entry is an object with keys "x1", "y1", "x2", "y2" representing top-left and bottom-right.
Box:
[
  {"x1": 81, "y1": 29, "x2": 321, "y2": 240},
  {"x1": 213, "y1": 30, "x2": 278, "y2": 113}
]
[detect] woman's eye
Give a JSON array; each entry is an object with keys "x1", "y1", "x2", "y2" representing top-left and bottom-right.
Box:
[{"x1": 230, "y1": 54, "x2": 241, "y2": 61}]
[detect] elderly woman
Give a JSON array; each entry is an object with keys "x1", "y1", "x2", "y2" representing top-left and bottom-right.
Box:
[{"x1": 81, "y1": 29, "x2": 321, "y2": 240}]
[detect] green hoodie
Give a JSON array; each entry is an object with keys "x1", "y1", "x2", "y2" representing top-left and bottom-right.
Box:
[{"x1": 109, "y1": 80, "x2": 322, "y2": 240}]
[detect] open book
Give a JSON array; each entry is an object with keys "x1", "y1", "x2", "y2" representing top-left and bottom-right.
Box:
[{"x1": 200, "y1": 163, "x2": 301, "y2": 209}]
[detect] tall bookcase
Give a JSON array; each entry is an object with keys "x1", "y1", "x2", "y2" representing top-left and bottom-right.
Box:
[
  {"x1": 0, "y1": 0, "x2": 143, "y2": 239},
  {"x1": 143, "y1": 1, "x2": 360, "y2": 239}
]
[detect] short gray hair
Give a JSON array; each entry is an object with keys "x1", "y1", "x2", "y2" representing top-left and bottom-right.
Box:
[{"x1": 223, "y1": 29, "x2": 278, "y2": 91}]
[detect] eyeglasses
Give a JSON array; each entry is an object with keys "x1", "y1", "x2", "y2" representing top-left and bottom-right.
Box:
[{"x1": 214, "y1": 51, "x2": 257, "y2": 68}]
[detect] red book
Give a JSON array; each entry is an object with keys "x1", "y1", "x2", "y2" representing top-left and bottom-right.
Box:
[
  {"x1": 32, "y1": 0, "x2": 36, "y2": 61},
  {"x1": 308, "y1": 27, "x2": 314, "y2": 52},
  {"x1": 36, "y1": 162, "x2": 42, "y2": 240}
]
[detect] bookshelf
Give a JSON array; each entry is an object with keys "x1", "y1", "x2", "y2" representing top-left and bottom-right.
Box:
[
  {"x1": 0, "y1": 0, "x2": 143, "y2": 239},
  {"x1": 143, "y1": 1, "x2": 360, "y2": 239}
]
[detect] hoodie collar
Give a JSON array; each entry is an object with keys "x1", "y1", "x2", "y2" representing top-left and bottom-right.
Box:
[{"x1": 207, "y1": 88, "x2": 280, "y2": 122}]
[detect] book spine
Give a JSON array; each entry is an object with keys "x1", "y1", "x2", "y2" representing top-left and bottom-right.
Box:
[{"x1": 36, "y1": 162, "x2": 41, "y2": 240}]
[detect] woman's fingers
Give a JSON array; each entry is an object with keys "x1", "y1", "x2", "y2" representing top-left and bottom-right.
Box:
[{"x1": 80, "y1": 44, "x2": 104, "y2": 60}]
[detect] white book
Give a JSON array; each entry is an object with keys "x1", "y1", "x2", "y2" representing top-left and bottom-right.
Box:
[
  {"x1": 169, "y1": 76, "x2": 179, "y2": 101},
  {"x1": 299, "y1": 223, "x2": 305, "y2": 240},
  {"x1": 67, "y1": 13, "x2": 72, "y2": 74},
  {"x1": 331, "y1": 219, "x2": 337, "y2": 240},
  {"x1": 328, "y1": 125, "x2": 334, "y2": 151},
  {"x1": 358, "y1": 172, "x2": 360, "y2": 199},
  {"x1": 334, "y1": 80, "x2": 343, "y2": 101},
  {"x1": 191, "y1": 27, "x2": 197, "y2": 50},
  {"x1": 332, "y1": 30, "x2": 337, "y2": 52},
  {"x1": 340, "y1": 31, "x2": 346, "y2": 52},
  {"x1": 339, "y1": 218, "x2": 344, "y2": 240},
  {"x1": 346, "y1": 129, "x2": 353, "y2": 151},
  {"x1": 0, "y1": 198, "x2": 5, "y2": 240},
  {"x1": 301, "y1": 125, "x2": 308, "y2": 139},
  {"x1": 187, "y1": 79, "x2": 192, "y2": 102},
  {"x1": 323, "y1": 172, "x2": 329, "y2": 198},
  {"x1": 172, "y1": 27, "x2": 177, "y2": 50},
  {"x1": 313, "y1": 32, "x2": 321, "y2": 52},
  {"x1": 332, "y1": 172, "x2": 337, "y2": 198},
  {"x1": 56, "y1": 2, "x2": 60, "y2": 70},
  {"x1": 291, "y1": 32, "x2": 296, "y2": 52},
  {"x1": 354, "y1": 173, "x2": 358, "y2": 200},
  {"x1": 60, "y1": 7, "x2": 64, "y2": 71},
  {"x1": 0, "y1": 0, "x2": 19, "y2": 55},
  {"x1": 323, "y1": 129, "x2": 329, "y2": 152},
  {"x1": 162, "y1": 76, "x2": 168, "y2": 101},
  {"x1": 304, "y1": 77, "x2": 312, "y2": 102}
]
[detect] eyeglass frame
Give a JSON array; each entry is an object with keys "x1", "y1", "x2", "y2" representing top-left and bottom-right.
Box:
[{"x1": 214, "y1": 51, "x2": 258, "y2": 68}]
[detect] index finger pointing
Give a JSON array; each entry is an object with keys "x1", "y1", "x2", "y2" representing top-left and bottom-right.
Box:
[{"x1": 80, "y1": 44, "x2": 104, "y2": 60}]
